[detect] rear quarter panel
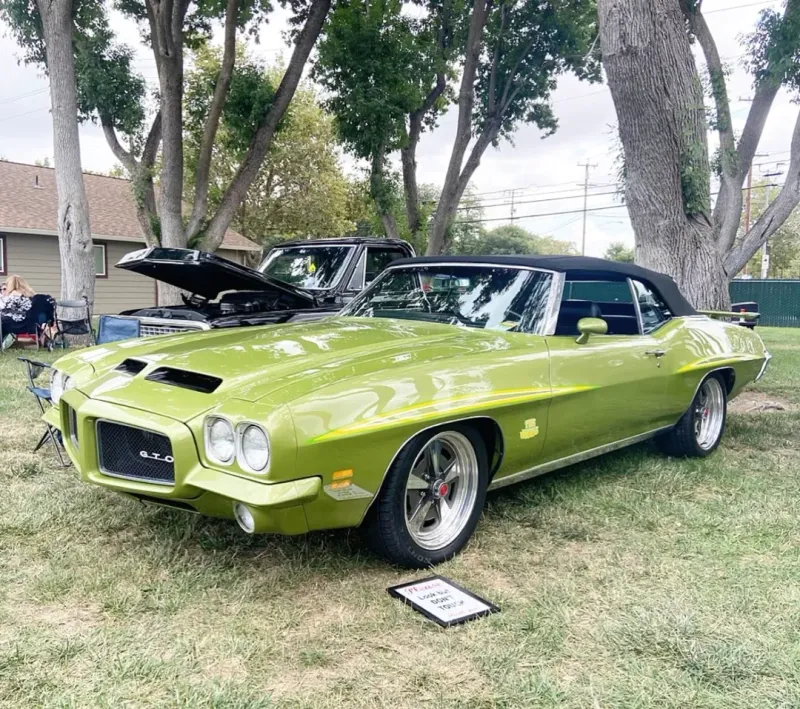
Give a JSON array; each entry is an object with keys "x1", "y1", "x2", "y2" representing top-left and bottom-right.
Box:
[{"x1": 662, "y1": 316, "x2": 767, "y2": 417}]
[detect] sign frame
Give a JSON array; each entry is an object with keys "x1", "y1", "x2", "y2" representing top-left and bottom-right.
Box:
[{"x1": 387, "y1": 575, "x2": 500, "y2": 628}]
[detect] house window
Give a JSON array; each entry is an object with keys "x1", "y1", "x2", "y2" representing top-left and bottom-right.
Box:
[
  {"x1": 0, "y1": 236, "x2": 5, "y2": 275},
  {"x1": 94, "y1": 243, "x2": 107, "y2": 278}
]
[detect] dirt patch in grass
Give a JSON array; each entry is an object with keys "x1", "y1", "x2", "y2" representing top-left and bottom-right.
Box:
[{"x1": 729, "y1": 390, "x2": 795, "y2": 414}]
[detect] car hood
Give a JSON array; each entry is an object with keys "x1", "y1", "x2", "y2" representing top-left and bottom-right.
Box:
[
  {"x1": 116, "y1": 247, "x2": 316, "y2": 307},
  {"x1": 69, "y1": 318, "x2": 519, "y2": 420}
]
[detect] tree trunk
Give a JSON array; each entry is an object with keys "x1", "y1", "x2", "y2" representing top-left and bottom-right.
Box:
[
  {"x1": 598, "y1": 0, "x2": 730, "y2": 309},
  {"x1": 37, "y1": 0, "x2": 95, "y2": 312},
  {"x1": 157, "y1": 53, "x2": 185, "y2": 252},
  {"x1": 370, "y1": 147, "x2": 400, "y2": 240},
  {"x1": 426, "y1": 0, "x2": 489, "y2": 255}
]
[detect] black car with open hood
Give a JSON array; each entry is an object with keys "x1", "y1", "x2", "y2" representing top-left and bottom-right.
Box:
[{"x1": 114, "y1": 238, "x2": 415, "y2": 337}]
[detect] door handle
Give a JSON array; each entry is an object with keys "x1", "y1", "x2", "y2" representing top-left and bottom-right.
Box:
[{"x1": 645, "y1": 349, "x2": 666, "y2": 358}]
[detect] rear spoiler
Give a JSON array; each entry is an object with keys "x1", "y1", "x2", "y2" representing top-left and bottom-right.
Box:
[{"x1": 698, "y1": 310, "x2": 759, "y2": 321}]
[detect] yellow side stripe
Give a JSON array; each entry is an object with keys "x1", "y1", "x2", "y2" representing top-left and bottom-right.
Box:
[
  {"x1": 312, "y1": 385, "x2": 594, "y2": 442},
  {"x1": 676, "y1": 355, "x2": 756, "y2": 374}
]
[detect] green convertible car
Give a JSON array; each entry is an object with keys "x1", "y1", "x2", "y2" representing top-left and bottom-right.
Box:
[{"x1": 47, "y1": 256, "x2": 770, "y2": 567}]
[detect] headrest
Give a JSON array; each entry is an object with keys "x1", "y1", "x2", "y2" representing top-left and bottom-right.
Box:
[{"x1": 555, "y1": 300, "x2": 603, "y2": 335}]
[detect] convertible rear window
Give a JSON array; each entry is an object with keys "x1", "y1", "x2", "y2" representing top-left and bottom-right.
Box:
[{"x1": 341, "y1": 265, "x2": 554, "y2": 333}]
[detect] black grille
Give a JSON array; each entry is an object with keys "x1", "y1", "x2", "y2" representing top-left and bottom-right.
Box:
[{"x1": 96, "y1": 421, "x2": 174, "y2": 485}]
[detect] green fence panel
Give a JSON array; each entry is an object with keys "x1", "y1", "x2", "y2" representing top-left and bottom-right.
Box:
[{"x1": 730, "y1": 280, "x2": 800, "y2": 327}]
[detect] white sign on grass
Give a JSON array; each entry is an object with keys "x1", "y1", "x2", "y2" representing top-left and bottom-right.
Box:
[{"x1": 388, "y1": 576, "x2": 499, "y2": 627}]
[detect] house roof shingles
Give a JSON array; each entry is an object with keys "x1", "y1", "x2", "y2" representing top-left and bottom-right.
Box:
[{"x1": 0, "y1": 160, "x2": 260, "y2": 251}]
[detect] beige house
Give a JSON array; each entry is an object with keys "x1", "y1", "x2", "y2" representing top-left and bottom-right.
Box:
[{"x1": 0, "y1": 160, "x2": 261, "y2": 314}]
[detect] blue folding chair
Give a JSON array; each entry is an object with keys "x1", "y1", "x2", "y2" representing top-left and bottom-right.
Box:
[
  {"x1": 97, "y1": 315, "x2": 141, "y2": 344},
  {"x1": 18, "y1": 357, "x2": 70, "y2": 468}
]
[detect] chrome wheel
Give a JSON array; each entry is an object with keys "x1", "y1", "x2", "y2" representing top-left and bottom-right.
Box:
[
  {"x1": 404, "y1": 430, "x2": 479, "y2": 551},
  {"x1": 694, "y1": 377, "x2": 725, "y2": 450}
]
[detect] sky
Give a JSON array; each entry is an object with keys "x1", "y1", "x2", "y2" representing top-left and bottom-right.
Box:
[{"x1": 0, "y1": 0, "x2": 795, "y2": 257}]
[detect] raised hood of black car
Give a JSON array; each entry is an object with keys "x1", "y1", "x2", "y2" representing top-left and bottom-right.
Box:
[{"x1": 116, "y1": 248, "x2": 317, "y2": 307}]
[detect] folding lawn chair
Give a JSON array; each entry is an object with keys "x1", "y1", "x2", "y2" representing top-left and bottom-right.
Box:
[
  {"x1": 54, "y1": 297, "x2": 95, "y2": 348},
  {"x1": 0, "y1": 294, "x2": 56, "y2": 351},
  {"x1": 17, "y1": 357, "x2": 70, "y2": 468}
]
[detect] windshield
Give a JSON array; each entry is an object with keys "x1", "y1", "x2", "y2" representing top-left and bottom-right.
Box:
[
  {"x1": 259, "y1": 245, "x2": 354, "y2": 290},
  {"x1": 341, "y1": 264, "x2": 554, "y2": 332}
]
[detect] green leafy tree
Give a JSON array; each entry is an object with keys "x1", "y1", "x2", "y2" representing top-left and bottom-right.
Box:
[
  {"x1": 316, "y1": 0, "x2": 600, "y2": 252},
  {"x1": 184, "y1": 48, "x2": 358, "y2": 248},
  {"x1": 604, "y1": 241, "x2": 634, "y2": 263},
  {"x1": 452, "y1": 222, "x2": 578, "y2": 256}
]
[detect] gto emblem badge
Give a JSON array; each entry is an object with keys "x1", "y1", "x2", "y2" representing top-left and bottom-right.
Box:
[
  {"x1": 140, "y1": 451, "x2": 174, "y2": 463},
  {"x1": 519, "y1": 418, "x2": 539, "y2": 440}
]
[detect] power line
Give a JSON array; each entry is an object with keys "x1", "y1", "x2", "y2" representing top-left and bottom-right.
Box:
[
  {"x1": 458, "y1": 181, "x2": 780, "y2": 225},
  {"x1": 0, "y1": 106, "x2": 50, "y2": 123},
  {"x1": 461, "y1": 203, "x2": 628, "y2": 224},
  {"x1": 704, "y1": 0, "x2": 778, "y2": 14},
  {"x1": 0, "y1": 87, "x2": 49, "y2": 105},
  {"x1": 459, "y1": 187, "x2": 620, "y2": 210}
]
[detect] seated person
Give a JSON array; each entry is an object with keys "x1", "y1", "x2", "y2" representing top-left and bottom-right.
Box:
[{"x1": 1, "y1": 275, "x2": 35, "y2": 347}]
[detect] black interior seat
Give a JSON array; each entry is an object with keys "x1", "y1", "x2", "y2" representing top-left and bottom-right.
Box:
[
  {"x1": 601, "y1": 315, "x2": 640, "y2": 335},
  {"x1": 555, "y1": 299, "x2": 602, "y2": 336}
]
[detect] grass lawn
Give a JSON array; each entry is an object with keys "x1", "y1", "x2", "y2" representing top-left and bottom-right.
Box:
[{"x1": 1, "y1": 328, "x2": 799, "y2": 708}]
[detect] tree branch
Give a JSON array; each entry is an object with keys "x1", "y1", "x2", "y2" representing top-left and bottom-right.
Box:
[
  {"x1": 714, "y1": 0, "x2": 799, "y2": 253},
  {"x1": 100, "y1": 112, "x2": 163, "y2": 247},
  {"x1": 185, "y1": 0, "x2": 240, "y2": 241},
  {"x1": 101, "y1": 119, "x2": 139, "y2": 174},
  {"x1": 370, "y1": 143, "x2": 400, "y2": 240},
  {"x1": 142, "y1": 110, "x2": 162, "y2": 168},
  {"x1": 725, "y1": 109, "x2": 800, "y2": 275},
  {"x1": 498, "y1": 35, "x2": 534, "y2": 113},
  {"x1": 199, "y1": 0, "x2": 332, "y2": 252},
  {"x1": 401, "y1": 73, "x2": 447, "y2": 236},
  {"x1": 487, "y1": 1, "x2": 507, "y2": 116}
]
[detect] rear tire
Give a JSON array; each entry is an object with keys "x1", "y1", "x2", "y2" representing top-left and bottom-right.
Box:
[
  {"x1": 658, "y1": 373, "x2": 727, "y2": 457},
  {"x1": 364, "y1": 424, "x2": 488, "y2": 568}
]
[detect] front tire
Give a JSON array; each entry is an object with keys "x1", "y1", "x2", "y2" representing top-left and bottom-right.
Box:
[
  {"x1": 658, "y1": 373, "x2": 727, "y2": 457},
  {"x1": 364, "y1": 424, "x2": 488, "y2": 568}
]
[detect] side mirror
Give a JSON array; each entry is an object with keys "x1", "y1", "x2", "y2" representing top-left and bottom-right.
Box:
[{"x1": 576, "y1": 317, "x2": 608, "y2": 344}]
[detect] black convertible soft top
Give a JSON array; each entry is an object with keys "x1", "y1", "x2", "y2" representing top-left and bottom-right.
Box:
[{"x1": 388, "y1": 254, "x2": 698, "y2": 317}]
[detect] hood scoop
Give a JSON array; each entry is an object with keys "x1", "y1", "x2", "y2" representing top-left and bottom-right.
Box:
[
  {"x1": 116, "y1": 359, "x2": 148, "y2": 376},
  {"x1": 144, "y1": 367, "x2": 223, "y2": 394}
]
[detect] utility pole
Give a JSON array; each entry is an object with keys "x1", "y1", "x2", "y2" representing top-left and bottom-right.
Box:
[
  {"x1": 743, "y1": 152, "x2": 769, "y2": 275},
  {"x1": 509, "y1": 188, "x2": 517, "y2": 223},
  {"x1": 759, "y1": 163, "x2": 785, "y2": 279},
  {"x1": 578, "y1": 161, "x2": 597, "y2": 256}
]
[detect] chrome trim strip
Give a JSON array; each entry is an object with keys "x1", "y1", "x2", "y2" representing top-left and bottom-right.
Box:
[
  {"x1": 342, "y1": 261, "x2": 562, "y2": 323},
  {"x1": 755, "y1": 350, "x2": 771, "y2": 382},
  {"x1": 115, "y1": 315, "x2": 211, "y2": 333},
  {"x1": 488, "y1": 426, "x2": 673, "y2": 491},
  {"x1": 542, "y1": 271, "x2": 565, "y2": 336},
  {"x1": 384, "y1": 261, "x2": 560, "y2": 277},
  {"x1": 95, "y1": 418, "x2": 175, "y2": 487},
  {"x1": 627, "y1": 277, "x2": 644, "y2": 335},
  {"x1": 234, "y1": 421, "x2": 271, "y2": 474}
]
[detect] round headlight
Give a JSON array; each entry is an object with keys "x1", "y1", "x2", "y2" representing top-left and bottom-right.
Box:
[
  {"x1": 50, "y1": 370, "x2": 70, "y2": 404},
  {"x1": 239, "y1": 424, "x2": 270, "y2": 472},
  {"x1": 206, "y1": 417, "x2": 235, "y2": 463}
]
